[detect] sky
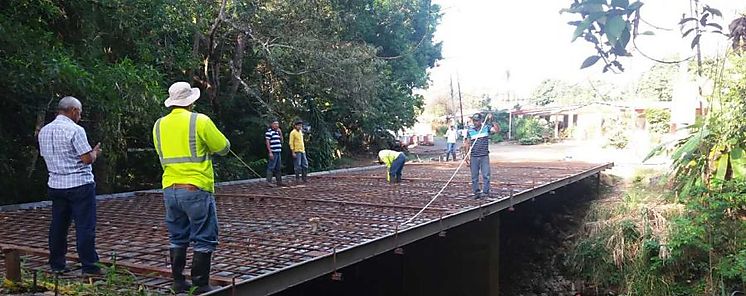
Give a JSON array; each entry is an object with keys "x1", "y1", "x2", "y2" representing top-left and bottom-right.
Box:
[{"x1": 424, "y1": 0, "x2": 746, "y2": 107}]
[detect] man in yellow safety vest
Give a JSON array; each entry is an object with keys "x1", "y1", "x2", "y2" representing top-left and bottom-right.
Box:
[
  {"x1": 378, "y1": 149, "x2": 406, "y2": 183},
  {"x1": 152, "y1": 81, "x2": 230, "y2": 293}
]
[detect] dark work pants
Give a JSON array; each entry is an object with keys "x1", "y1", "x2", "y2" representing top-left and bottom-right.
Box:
[
  {"x1": 389, "y1": 154, "x2": 406, "y2": 183},
  {"x1": 48, "y1": 183, "x2": 100, "y2": 273}
]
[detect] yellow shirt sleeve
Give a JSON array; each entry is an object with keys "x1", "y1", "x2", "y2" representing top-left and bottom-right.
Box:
[
  {"x1": 289, "y1": 130, "x2": 297, "y2": 152},
  {"x1": 198, "y1": 114, "x2": 230, "y2": 156}
]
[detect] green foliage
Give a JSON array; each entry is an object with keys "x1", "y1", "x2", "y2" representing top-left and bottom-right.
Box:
[
  {"x1": 490, "y1": 133, "x2": 504, "y2": 143},
  {"x1": 603, "y1": 114, "x2": 631, "y2": 149},
  {"x1": 514, "y1": 117, "x2": 548, "y2": 145},
  {"x1": 563, "y1": 1, "x2": 726, "y2": 73},
  {"x1": 0, "y1": 0, "x2": 442, "y2": 205},
  {"x1": 638, "y1": 64, "x2": 677, "y2": 101},
  {"x1": 646, "y1": 109, "x2": 671, "y2": 135},
  {"x1": 1, "y1": 260, "x2": 163, "y2": 295},
  {"x1": 561, "y1": 0, "x2": 644, "y2": 72},
  {"x1": 666, "y1": 181, "x2": 746, "y2": 294},
  {"x1": 435, "y1": 125, "x2": 449, "y2": 137},
  {"x1": 528, "y1": 79, "x2": 624, "y2": 106}
]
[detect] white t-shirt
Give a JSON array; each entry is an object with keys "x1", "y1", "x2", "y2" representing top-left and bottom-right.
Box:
[{"x1": 445, "y1": 129, "x2": 457, "y2": 143}]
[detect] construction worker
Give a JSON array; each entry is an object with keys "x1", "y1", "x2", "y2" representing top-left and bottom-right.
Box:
[
  {"x1": 152, "y1": 82, "x2": 230, "y2": 293},
  {"x1": 38, "y1": 96, "x2": 102, "y2": 276},
  {"x1": 445, "y1": 125, "x2": 458, "y2": 161},
  {"x1": 378, "y1": 149, "x2": 406, "y2": 183},
  {"x1": 265, "y1": 119, "x2": 285, "y2": 186},
  {"x1": 289, "y1": 120, "x2": 308, "y2": 183},
  {"x1": 465, "y1": 113, "x2": 499, "y2": 199}
]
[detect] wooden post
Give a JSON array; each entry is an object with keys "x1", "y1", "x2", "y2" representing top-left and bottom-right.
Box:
[
  {"x1": 508, "y1": 112, "x2": 513, "y2": 140},
  {"x1": 554, "y1": 115, "x2": 560, "y2": 139},
  {"x1": 4, "y1": 249, "x2": 22, "y2": 283}
]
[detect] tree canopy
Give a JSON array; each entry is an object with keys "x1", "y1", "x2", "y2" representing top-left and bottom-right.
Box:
[{"x1": 0, "y1": 0, "x2": 442, "y2": 204}]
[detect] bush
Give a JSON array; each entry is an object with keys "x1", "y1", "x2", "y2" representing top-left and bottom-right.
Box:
[
  {"x1": 603, "y1": 114, "x2": 631, "y2": 149},
  {"x1": 490, "y1": 133, "x2": 503, "y2": 143},
  {"x1": 646, "y1": 109, "x2": 671, "y2": 135},
  {"x1": 518, "y1": 136, "x2": 542, "y2": 145},
  {"x1": 568, "y1": 176, "x2": 746, "y2": 296},
  {"x1": 606, "y1": 129, "x2": 629, "y2": 149},
  {"x1": 435, "y1": 125, "x2": 449, "y2": 137},
  {"x1": 514, "y1": 117, "x2": 549, "y2": 145}
]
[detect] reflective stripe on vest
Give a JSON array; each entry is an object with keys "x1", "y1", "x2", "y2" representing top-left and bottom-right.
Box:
[{"x1": 155, "y1": 112, "x2": 209, "y2": 165}]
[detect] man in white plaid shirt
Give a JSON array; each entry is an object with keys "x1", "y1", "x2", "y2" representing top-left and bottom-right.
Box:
[{"x1": 38, "y1": 96, "x2": 102, "y2": 276}]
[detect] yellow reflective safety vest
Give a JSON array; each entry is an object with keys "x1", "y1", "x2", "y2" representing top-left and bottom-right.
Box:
[
  {"x1": 153, "y1": 108, "x2": 230, "y2": 192},
  {"x1": 378, "y1": 150, "x2": 402, "y2": 182}
]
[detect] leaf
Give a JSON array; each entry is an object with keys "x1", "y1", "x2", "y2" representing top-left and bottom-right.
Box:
[
  {"x1": 700, "y1": 14, "x2": 710, "y2": 26},
  {"x1": 582, "y1": 3, "x2": 604, "y2": 14},
  {"x1": 627, "y1": 1, "x2": 643, "y2": 11},
  {"x1": 640, "y1": 31, "x2": 655, "y2": 36},
  {"x1": 715, "y1": 153, "x2": 729, "y2": 181},
  {"x1": 679, "y1": 17, "x2": 699, "y2": 25},
  {"x1": 572, "y1": 19, "x2": 593, "y2": 41},
  {"x1": 605, "y1": 15, "x2": 626, "y2": 45},
  {"x1": 683, "y1": 28, "x2": 696, "y2": 37},
  {"x1": 704, "y1": 6, "x2": 722, "y2": 17},
  {"x1": 618, "y1": 26, "x2": 631, "y2": 48},
  {"x1": 691, "y1": 34, "x2": 702, "y2": 49},
  {"x1": 610, "y1": 0, "x2": 628, "y2": 8},
  {"x1": 706, "y1": 23, "x2": 723, "y2": 30},
  {"x1": 730, "y1": 147, "x2": 746, "y2": 179},
  {"x1": 572, "y1": 13, "x2": 604, "y2": 41},
  {"x1": 581, "y1": 55, "x2": 601, "y2": 69}
]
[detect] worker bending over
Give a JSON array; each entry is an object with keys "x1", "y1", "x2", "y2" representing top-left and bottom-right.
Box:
[
  {"x1": 378, "y1": 149, "x2": 406, "y2": 183},
  {"x1": 153, "y1": 82, "x2": 230, "y2": 293}
]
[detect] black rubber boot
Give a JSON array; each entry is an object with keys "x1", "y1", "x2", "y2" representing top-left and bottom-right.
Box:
[
  {"x1": 169, "y1": 247, "x2": 191, "y2": 293},
  {"x1": 302, "y1": 169, "x2": 308, "y2": 183},
  {"x1": 191, "y1": 252, "x2": 217, "y2": 294},
  {"x1": 276, "y1": 172, "x2": 286, "y2": 187}
]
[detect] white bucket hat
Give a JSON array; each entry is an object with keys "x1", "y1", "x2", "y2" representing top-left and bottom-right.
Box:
[{"x1": 164, "y1": 82, "x2": 200, "y2": 107}]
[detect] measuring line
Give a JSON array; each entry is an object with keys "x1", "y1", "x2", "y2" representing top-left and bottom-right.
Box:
[{"x1": 229, "y1": 149, "x2": 263, "y2": 178}]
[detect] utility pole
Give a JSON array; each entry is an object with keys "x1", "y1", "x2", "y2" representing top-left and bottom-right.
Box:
[
  {"x1": 457, "y1": 73, "x2": 465, "y2": 127},
  {"x1": 449, "y1": 76, "x2": 456, "y2": 124}
]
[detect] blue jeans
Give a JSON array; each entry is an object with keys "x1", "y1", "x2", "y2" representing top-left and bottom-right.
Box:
[
  {"x1": 446, "y1": 143, "x2": 457, "y2": 160},
  {"x1": 48, "y1": 183, "x2": 100, "y2": 273},
  {"x1": 389, "y1": 154, "x2": 406, "y2": 183},
  {"x1": 470, "y1": 155, "x2": 491, "y2": 194},
  {"x1": 267, "y1": 152, "x2": 282, "y2": 175},
  {"x1": 163, "y1": 188, "x2": 219, "y2": 253},
  {"x1": 293, "y1": 152, "x2": 308, "y2": 174}
]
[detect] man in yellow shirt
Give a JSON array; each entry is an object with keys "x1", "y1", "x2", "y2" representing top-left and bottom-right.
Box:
[
  {"x1": 378, "y1": 149, "x2": 406, "y2": 183},
  {"x1": 152, "y1": 82, "x2": 230, "y2": 293},
  {"x1": 289, "y1": 120, "x2": 308, "y2": 183}
]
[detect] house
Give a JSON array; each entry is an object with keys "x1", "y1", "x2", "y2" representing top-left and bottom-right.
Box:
[{"x1": 509, "y1": 101, "x2": 675, "y2": 141}]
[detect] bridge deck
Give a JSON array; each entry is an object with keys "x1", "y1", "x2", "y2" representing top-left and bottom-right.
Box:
[{"x1": 0, "y1": 161, "x2": 611, "y2": 294}]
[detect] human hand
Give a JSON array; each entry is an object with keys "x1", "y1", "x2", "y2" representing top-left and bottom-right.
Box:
[
  {"x1": 93, "y1": 142, "x2": 102, "y2": 156},
  {"x1": 269, "y1": 152, "x2": 274, "y2": 160},
  {"x1": 292, "y1": 152, "x2": 296, "y2": 158}
]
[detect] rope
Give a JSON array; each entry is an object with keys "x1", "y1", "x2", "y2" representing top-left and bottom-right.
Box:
[
  {"x1": 229, "y1": 149, "x2": 263, "y2": 178},
  {"x1": 399, "y1": 113, "x2": 493, "y2": 226}
]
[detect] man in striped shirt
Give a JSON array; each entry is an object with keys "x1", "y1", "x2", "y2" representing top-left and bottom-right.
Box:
[
  {"x1": 265, "y1": 119, "x2": 285, "y2": 186},
  {"x1": 465, "y1": 113, "x2": 499, "y2": 199}
]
